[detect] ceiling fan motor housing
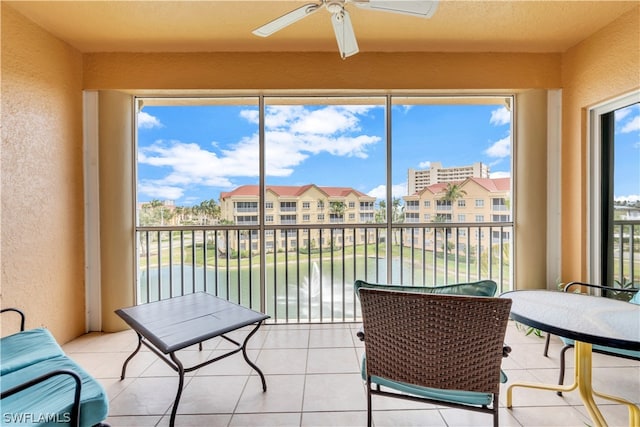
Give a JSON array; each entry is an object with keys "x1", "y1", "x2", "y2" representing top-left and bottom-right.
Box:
[{"x1": 326, "y1": 1, "x2": 346, "y2": 15}]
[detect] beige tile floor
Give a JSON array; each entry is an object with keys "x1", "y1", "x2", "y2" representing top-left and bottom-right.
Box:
[{"x1": 62, "y1": 322, "x2": 639, "y2": 427}]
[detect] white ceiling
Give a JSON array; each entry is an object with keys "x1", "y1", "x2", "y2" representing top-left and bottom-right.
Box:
[{"x1": 6, "y1": 1, "x2": 639, "y2": 54}]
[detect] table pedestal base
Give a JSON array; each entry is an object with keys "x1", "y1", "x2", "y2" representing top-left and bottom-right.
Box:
[{"x1": 506, "y1": 342, "x2": 639, "y2": 427}]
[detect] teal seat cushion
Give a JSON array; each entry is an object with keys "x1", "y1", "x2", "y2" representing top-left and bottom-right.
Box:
[
  {"x1": 1, "y1": 356, "x2": 109, "y2": 427},
  {"x1": 354, "y1": 279, "x2": 497, "y2": 297},
  {"x1": 629, "y1": 291, "x2": 640, "y2": 305},
  {"x1": 361, "y1": 354, "x2": 503, "y2": 407},
  {"x1": 0, "y1": 328, "x2": 65, "y2": 375}
]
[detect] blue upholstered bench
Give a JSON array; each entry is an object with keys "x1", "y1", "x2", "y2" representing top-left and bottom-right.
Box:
[{"x1": 1, "y1": 308, "x2": 109, "y2": 427}]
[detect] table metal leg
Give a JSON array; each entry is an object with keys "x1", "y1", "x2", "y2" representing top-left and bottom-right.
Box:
[
  {"x1": 119, "y1": 320, "x2": 267, "y2": 427},
  {"x1": 169, "y1": 352, "x2": 185, "y2": 427},
  {"x1": 120, "y1": 332, "x2": 143, "y2": 380},
  {"x1": 242, "y1": 321, "x2": 267, "y2": 392},
  {"x1": 574, "y1": 342, "x2": 607, "y2": 427},
  {"x1": 508, "y1": 340, "x2": 639, "y2": 427},
  {"x1": 506, "y1": 377, "x2": 575, "y2": 408}
]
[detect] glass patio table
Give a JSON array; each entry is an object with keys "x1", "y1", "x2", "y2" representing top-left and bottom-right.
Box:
[
  {"x1": 501, "y1": 290, "x2": 639, "y2": 427},
  {"x1": 115, "y1": 292, "x2": 269, "y2": 427}
]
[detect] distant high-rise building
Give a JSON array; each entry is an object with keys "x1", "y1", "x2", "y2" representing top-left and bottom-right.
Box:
[{"x1": 408, "y1": 162, "x2": 490, "y2": 194}]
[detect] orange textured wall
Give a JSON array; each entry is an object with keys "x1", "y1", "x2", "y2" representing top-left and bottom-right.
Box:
[
  {"x1": 83, "y1": 52, "x2": 561, "y2": 91},
  {"x1": 1, "y1": 5, "x2": 85, "y2": 343},
  {"x1": 560, "y1": 6, "x2": 640, "y2": 282}
]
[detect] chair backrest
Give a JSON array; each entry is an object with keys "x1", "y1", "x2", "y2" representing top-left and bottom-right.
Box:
[
  {"x1": 354, "y1": 279, "x2": 497, "y2": 298},
  {"x1": 359, "y1": 289, "x2": 512, "y2": 394}
]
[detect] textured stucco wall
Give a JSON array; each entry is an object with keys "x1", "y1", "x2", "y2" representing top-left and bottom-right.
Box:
[
  {"x1": 561, "y1": 6, "x2": 640, "y2": 282},
  {"x1": 98, "y1": 91, "x2": 135, "y2": 332},
  {"x1": 83, "y1": 51, "x2": 562, "y2": 91},
  {"x1": 1, "y1": 5, "x2": 85, "y2": 343},
  {"x1": 514, "y1": 90, "x2": 549, "y2": 290}
]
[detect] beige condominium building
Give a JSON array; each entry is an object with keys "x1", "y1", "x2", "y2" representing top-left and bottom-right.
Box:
[
  {"x1": 220, "y1": 184, "x2": 377, "y2": 253},
  {"x1": 408, "y1": 162, "x2": 490, "y2": 194},
  {"x1": 402, "y1": 177, "x2": 511, "y2": 253}
]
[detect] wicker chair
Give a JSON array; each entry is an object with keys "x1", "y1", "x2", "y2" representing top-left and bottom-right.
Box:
[
  {"x1": 543, "y1": 281, "x2": 640, "y2": 396},
  {"x1": 358, "y1": 288, "x2": 512, "y2": 427}
]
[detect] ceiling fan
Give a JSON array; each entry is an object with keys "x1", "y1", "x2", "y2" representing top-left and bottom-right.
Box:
[{"x1": 252, "y1": 1, "x2": 439, "y2": 59}]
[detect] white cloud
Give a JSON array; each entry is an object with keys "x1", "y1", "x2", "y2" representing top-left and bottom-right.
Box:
[
  {"x1": 139, "y1": 105, "x2": 382, "y2": 199},
  {"x1": 291, "y1": 107, "x2": 361, "y2": 135},
  {"x1": 621, "y1": 115, "x2": 640, "y2": 134},
  {"x1": 138, "y1": 182, "x2": 185, "y2": 200},
  {"x1": 615, "y1": 104, "x2": 638, "y2": 122},
  {"x1": 138, "y1": 111, "x2": 163, "y2": 129},
  {"x1": 367, "y1": 183, "x2": 408, "y2": 200},
  {"x1": 490, "y1": 107, "x2": 510, "y2": 126},
  {"x1": 240, "y1": 109, "x2": 259, "y2": 124},
  {"x1": 616, "y1": 108, "x2": 631, "y2": 122},
  {"x1": 138, "y1": 139, "x2": 246, "y2": 191},
  {"x1": 485, "y1": 136, "x2": 510, "y2": 158},
  {"x1": 490, "y1": 171, "x2": 511, "y2": 179},
  {"x1": 418, "y1": 161, "x2": 431, "y2": 169}
]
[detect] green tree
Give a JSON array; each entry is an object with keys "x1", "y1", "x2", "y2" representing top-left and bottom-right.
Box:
[
  {"x1": 197, "y1": 199, "x2": 221, "y2": 225},
  {"x1": 375, "y1": 200, "x2": 386, "y2": 223},
  {"x1": 441, "y1": 182, "x2": 467, "y2": 204},
  {"x1": 391, "y1": 197, "x2": 403, "y2": 223},
  {"x1": 329, "y1": 201, "x2": 346, "y2": 222},
  {"x1": 139, "y1": 199, "x2": 174, "y2": 226}
]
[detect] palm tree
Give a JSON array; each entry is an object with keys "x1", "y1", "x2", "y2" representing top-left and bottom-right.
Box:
[
  {"x1": 197, "y1": 199, "x2": 221, "y2": 225},
  {"x1": 329, "y1": 201, "x2": 346, "y2": 222},
  {"x1": 140, "y1": 199, "x2": 173, "y2": 226},
  {"x1": 439, "y1": 182, "x2": 467, "y2": 251},
  {"x1": 441, "y1": 182, "x2": 467, "y2": 204},
  {"x1": 391, "y1": 197, "x2": 404, "y2": 223},
  {"x1": 375, "y1": 200, "x2": 386, "y2": 223},
  {"x1": 390, "y1": 197, "x2": 404, "y2": 245}
]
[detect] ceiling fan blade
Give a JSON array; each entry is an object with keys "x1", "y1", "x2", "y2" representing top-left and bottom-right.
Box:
[
  {"x1": 354, "y1": 0, "x2": 439, "y2": 18},
  {"x1": 252, "y1": 3, "x2": 321, "y2": 37},
  {"x1": 331, "y1": 9, "x2": 359, "y2": 59}
]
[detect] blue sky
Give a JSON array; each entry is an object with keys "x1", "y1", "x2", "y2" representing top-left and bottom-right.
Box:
[
  {"x1": 136, "y1": 100, "x2": 639, "y2": 206},
  {"x1": 614, "y1": 103, "x2": 640, "y2": 202}
]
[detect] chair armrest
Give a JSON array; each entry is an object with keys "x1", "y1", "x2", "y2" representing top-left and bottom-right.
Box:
[
  {"x1": 563, "y1": 281, "x2": 608, "y2": 292},
  {"x1": 1, "y1": 369, "x2": 81, "y2": 427},
  {"x1": 564, "y1": 281, "x2": 638, "y2": 302},
  {"x1": 0, "y1": 308, "x2": 25, "y2": 332}
]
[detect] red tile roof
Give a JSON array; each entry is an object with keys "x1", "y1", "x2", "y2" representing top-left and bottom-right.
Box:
[
  {"x1": 409, "y1": 177, "x2": 511, "y2": 196},
  {"x1": 220, "y1": 184, "x2": 371, "y2": 200}
]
